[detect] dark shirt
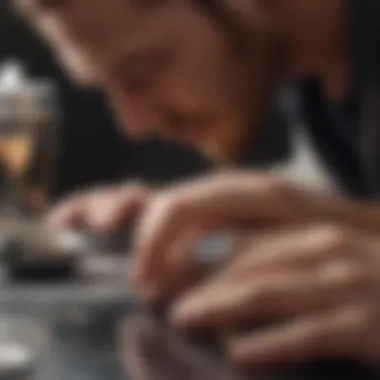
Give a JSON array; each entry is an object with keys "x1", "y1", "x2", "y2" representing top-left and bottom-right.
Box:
[{"x1": 298, "y1": 0, "x2": 380, "y2": 199}]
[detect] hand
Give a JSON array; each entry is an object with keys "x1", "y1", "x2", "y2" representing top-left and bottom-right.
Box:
[
  {"x1": 46, "y1": 182, "x2": 151, "y2": 233},
  {"x1": 133, "y1": 171, "x2": 380, "y2": 297},
  {"x1": 171, "y1": 224, "x2": 380, "y2": 367}
]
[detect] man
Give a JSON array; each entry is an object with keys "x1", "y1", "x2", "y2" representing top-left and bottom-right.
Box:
[{"x1": 14, "y1": 0, "x2": 380, "y2": 366}]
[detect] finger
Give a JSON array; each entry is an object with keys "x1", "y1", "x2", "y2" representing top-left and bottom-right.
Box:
[
  {"x1": 229, "y1": 305, "x2": 367, "y2": 366},
  {"x1": 133, "y1": 173, "x2": 297, "y2": 288},
  {"x1": 46, "y1": 184, "x2": 149, "y2": 233},
  {"x1": 45, "y1": 193, "x2": 87, "y2": 228},
  {"x1": 172, "y1": 271, "x2": 307, "y2": 328},
  {"x1": 87, "y1": 185, "x2": 149, "y2": 233},
  {"x1": 216, "y1": 225, "x2": 356, "y2": 281},
  {"x1": 136, "y1": 228, "x2": 201, "y2": 299},
  {"x1": 84, "y1": 187, "x2": 122, "y2": 232},
  {"x1": 155, "y1": 228, "x2": 203, "y2": 299},
  {"x1": 171, "y1": 261, "x2": 366, "y2": 328},
  {"x1": 133, "y1": 194, "x2": 206, "y2": 287}
]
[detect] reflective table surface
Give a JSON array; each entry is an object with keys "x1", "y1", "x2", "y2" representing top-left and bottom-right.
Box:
[
  {"x1": 0, "y1": 222, "x2": 379, "y2": 380},
  {"x1": 1, "y1": 292, "x2": 379, "y2": 380}
]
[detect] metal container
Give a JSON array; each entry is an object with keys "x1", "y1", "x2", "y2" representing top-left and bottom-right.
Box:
[
  {"x1": 0, "y1": 61, "x2": 56, "y2": 123},
  {"x1": 0, "y1": 60, "x2": 60, "y2": 213}
]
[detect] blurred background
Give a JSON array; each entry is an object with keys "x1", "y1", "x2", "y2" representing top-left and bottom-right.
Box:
[{"x1": 0, "y1": 0, "x2": 210, "y2": 208}]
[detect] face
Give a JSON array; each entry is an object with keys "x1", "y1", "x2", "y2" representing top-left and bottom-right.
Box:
[{"x1": 25, "y1": 0, "x2": 283, "y2": 162}]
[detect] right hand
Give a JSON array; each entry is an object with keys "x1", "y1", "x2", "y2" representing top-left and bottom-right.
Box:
[{"x1": 46, "y1": 182, "x2": 151, "y2": 233}]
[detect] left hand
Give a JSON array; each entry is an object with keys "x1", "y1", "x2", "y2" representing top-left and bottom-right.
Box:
[{"x1": 171, "y1": 224, "x2": 380, "y2": 367}]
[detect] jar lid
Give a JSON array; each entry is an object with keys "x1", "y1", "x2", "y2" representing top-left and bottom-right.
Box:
[{"x1": 0, "y1": 60, "x2": 58, "y2": 122}]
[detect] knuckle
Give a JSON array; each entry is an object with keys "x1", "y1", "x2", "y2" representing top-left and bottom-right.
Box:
[
  {"x1": 150, "y1": 191, "x2": 185, "y2": 221},
  {"x1": 332, "y1": 261, "x2": 368, "y2": 287},
  {"x1": 119, "y1": 189, "x2": 150, "y2": 209},
  {"x1": 315, "y1": 224, "x2": 353, "y2": 253},
  {"x1": 260, "y1": 176, "x2": 303, "y2": 220},
  {"x1": 249, "y1": 280, "x2": 278, "y2": 305}
]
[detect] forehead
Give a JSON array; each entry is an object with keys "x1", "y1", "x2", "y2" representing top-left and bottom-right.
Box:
[
  {"x1": 34, "y1": 1, "x2": 189, "y2": 57},
  {"x1": 34, "y1": 1, "x2": 144, "y2": 45},
  {"x1": 26, "y1": 0, "x2": 201, "y2": 80}
]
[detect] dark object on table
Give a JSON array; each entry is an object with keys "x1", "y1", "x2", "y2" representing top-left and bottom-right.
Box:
[
  {"x1": 7, "y1": 255, "x2": 77, "y2": 283},
  {"x1": 0, "y1": 223, "x2": 86, "y2": 283},
  {"x1": 1, "y1": 237, "x2": 79, "y2": 284},
  {"x1": 0, "y1": 223, "x2": 237, "y2": 284},
  {"x1": 0, "y1": 218, "x2": 134, "y2": 283}
]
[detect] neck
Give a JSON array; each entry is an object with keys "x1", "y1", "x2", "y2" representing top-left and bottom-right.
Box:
[{"x1": 280, "y1": 0, "x2": 351, "y2": 100}]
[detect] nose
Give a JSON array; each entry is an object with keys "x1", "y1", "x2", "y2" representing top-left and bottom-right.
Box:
[{"x1": 111, "y1": 91, "x2": 161, "y2": 138}]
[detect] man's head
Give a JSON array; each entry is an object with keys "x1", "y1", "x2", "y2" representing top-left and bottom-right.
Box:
[{"x1": 15, "y1": 0, "x2": 289, "y2": 162}]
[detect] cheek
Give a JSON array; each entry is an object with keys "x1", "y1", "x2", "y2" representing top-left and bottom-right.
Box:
[
  {"x1": 156, "y1": 62, "x2": 237, "y2": 124},
  {"x1": 157, "y1": 27, "x2": 237, "y2": 115}
]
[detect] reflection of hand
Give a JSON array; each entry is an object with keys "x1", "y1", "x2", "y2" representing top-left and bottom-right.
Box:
[
  {"x1": 171, "y1": 225, "x2": 380, "y2": 367},
  {"x1": 118, "y1": 314, "x2": 241, "y2": 380},
  {"x1": 131, "y1": 172, "x2": 380, "y2": 297}
]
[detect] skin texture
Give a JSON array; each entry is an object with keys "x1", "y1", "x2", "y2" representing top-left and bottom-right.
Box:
[
  {"x1": 18, "y1": 0, "x2": 380, "y2": 368},
  {"x1": 17, "y1": 0, "x2": 282, "y2": 162},
  {"x1": 16, "y1": 0, "x2": 347, "y2": 161},
  {"x1": 171, "y1": 224, "x2": 380, "y2": 367}
]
